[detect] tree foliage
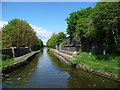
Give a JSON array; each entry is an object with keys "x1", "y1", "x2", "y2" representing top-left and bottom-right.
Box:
[
  {"x1": 46, "y1": 32, "x2": 66, "y2": 48},
  {"x1": 32, "y1": 38, "x2": 43, "y2": 51},
  {"x1": 66, "y1": 2, "x2": 120, "y2": 54},
  {"x1": 56, "y1": 32, "x2": 66, "y2": 45},
  {"x1": 2, "y1": 19, "x2": 43, "y2": 50},
  {"x1": 91, "y1": 2, "x2": 120, "y2": 53}
]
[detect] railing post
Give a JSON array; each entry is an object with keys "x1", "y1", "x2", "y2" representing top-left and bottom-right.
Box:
[{"x1": 10, "y1": 47, "x2": 16, "y2": 59}]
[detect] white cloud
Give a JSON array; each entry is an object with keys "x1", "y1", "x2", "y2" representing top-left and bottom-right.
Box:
[
  {"x1": 0, "y1": 21, "x2": 8, "y2": 30},
  {"x1": 30, "y1": 24, "x2": 53, "y2": 45},
  {"x1": 0, "y1": 21, "x2": 53, "y2": 45}
]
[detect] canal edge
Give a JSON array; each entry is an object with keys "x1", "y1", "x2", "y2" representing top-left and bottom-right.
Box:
[
  {"x1": 2, "y1": 51, "x2": 41, "y2": 76},
  {"x1": 49, "y1": 49, "x2": 120, "y2": 82}
]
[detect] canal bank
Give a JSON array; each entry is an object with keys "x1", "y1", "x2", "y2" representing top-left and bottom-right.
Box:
[
  {"x1": 2, "y1": 51, "x2": 40, "y2": 76},
  {"x1": 2, "y1": 48, "x2": 119, "y2": 88},
  {"x1": 49, "y1": 49, "x2": 120, "y2": 82},
  {"x1": 49, "y1": 49, "x2": 74, "y2": 64}
]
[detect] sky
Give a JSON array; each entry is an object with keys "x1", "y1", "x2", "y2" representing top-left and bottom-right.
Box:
[{"x1": 1, "y1": 2, "x2": 97, "y2": 45}]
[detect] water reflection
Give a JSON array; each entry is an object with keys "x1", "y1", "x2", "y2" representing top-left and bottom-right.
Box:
[
  {"x1": 67, "y1": 69, "x2": 118, "y2": 88},
  {"x1": 47, "y1": 50, "x2": 119, "y2": 88},
  {"x1": 2, "y1": 48, "x2": 119, "y2": 88},
  {"x1": 2, "y1": 53, "x2": 42, "y2": 87}
]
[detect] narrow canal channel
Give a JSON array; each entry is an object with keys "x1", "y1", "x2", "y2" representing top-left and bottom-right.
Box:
[{"x1": 2, "y1": 48, "x2": 119, "y2": 88}]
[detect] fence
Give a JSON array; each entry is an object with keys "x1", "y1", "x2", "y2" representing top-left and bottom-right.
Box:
[{"x1": 1, "y1": 47, "x2": 30, "y2": 60}]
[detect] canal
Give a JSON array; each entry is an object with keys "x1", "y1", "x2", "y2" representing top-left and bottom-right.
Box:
[{"x1": 2, "y1": 48, "x2": 119, "y2": 88}]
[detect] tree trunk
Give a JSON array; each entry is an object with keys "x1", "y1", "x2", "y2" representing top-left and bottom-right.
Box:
[
  {"x1": 79, "y1": 37, "x2": 82, "y2": 52},
  {"x1": 112, "y1": 29, "x2": 118, "y2": 46}
]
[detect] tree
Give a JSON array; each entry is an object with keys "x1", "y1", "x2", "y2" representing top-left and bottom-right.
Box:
[
  {"x1": 32, "y1": 37, "x2": 43, "y2": 51},
  {"x1": 65, "y1": 11, "x2": 80, "y2": 44},
  {"x1": 46, "y1": 33, "x2": 58, "y2": 48},
  {"x1": 66, "y1": 7, "x2": 93, "y2": 51},
  {"x1": 90, "y1": 2, "x2": 120, "y2": 53},
  {"x1": 2, "y1": 19, "x2": 43, "y2": 50},
  {"x1": 56, "y1": 32, "x2": 66, "y2": 46},
  {"x1": 65, "y1": 2, "x2": 120, "y2": 54},
  {"x1": 46, "y1": 32, "x2": 66, "y2": 48}
]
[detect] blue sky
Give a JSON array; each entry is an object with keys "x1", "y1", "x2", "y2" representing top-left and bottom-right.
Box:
[{"x1": 1, "y1": 2, "x2": 97, "y2": 44}]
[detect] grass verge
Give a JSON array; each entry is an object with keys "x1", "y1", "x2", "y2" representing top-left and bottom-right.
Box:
[
  {"x1": 69, "y1": 52, "x2": 119, "y2": 75},
  {"x1": 0, "y1": 58, "x2": 25, "y2": 70},
  {"x1": 1, "y1": 50, "x2": 41, "y2": 70}
]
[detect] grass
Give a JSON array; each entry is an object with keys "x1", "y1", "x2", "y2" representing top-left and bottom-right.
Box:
[
  {"x1": 0, "y1": 49, "x2": 42, "y2": 71},
  {"x1": 69, "y1": 52, "x2": 119, "y2": 75},
  {"x1": 1, "y1": 50, "x2": 40, "y2": 70},
  {"x1": 75, "y1": 52, "x2": 119, "y2": 67},
  {"x1": 0, "y1": 58, "x2": 25, "y2": 70}
]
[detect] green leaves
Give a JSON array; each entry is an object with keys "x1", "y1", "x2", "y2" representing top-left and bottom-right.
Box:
[
  {"x1": 2, "y1": 19, "x2": 43, "y2": 50},
  {"x1": 47, "y1": 32, "x2": 66, "y2": 48},
  {"x1": 32, "y1": 38, "x2": 43, "y2": 51},
  {"x1": 65, "y1": 2, "x2": 120, "y2": 54}
]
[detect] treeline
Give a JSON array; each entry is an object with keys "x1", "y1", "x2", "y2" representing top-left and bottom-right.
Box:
[
  {"x1": 46, "y1": 32, "x2": 66, "y2": 48},
  {"x1": 66, "y1": 2, "x2": 120, "y2": 54},
  {"x1": 2, "y1": 19, "x2": 43, "y2": 51}
]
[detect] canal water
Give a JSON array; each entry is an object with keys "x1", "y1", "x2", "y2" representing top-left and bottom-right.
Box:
[{"x1": 2, "y1": 48, "x2": 119, "y2": 88}]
